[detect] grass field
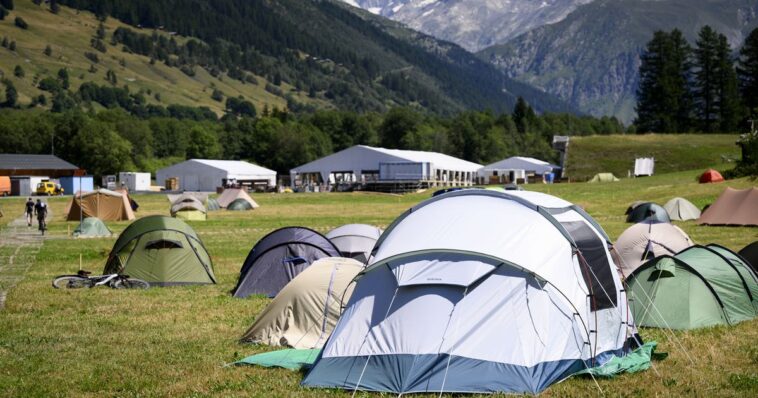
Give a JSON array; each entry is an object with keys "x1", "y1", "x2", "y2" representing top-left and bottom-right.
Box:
[
  {"x1": 565, "y1": 134, "x2": 741, "y2": 181},
  {"x1": 0, "y1": 169, "x2": 756, "y2": 397},
  {"x1": 0, "y1": 2, "x2": 326, "y2": 114}
]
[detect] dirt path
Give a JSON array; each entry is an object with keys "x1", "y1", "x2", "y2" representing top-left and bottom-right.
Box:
[{"x1": 0, "y1": 216, "x2": 45, "y2": 310}]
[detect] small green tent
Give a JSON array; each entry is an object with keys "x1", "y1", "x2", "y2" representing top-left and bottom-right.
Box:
[
  {"x1": 589, "y1": 173, "x2": 620, "y2": 183},
  {"x1": 74, "y1": 217, "x2": 112, "y2": 238},
  {"x1": 206, "y1": 198, "x2": 221, "y2": 211},
  {"x1": 227, "y1": 198, "x2": 253, "y2": 211},
  {"x1": 627, "y1": 245, "x2": 757, "y2": 330},
  {"x1": 104, "y1": 215, "x2": 216, "y2": 286}
]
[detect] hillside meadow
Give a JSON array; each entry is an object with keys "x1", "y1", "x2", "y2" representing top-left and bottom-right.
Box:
[
  {"x1": 0, "y1": 169, "x2": 756, "y2": 397},
  {"x1": 565, "y1": 134, "x2": 741, "y2": 181},
  {"x1": 0, "y1": 1, "x2": 320, "y2": 114}
]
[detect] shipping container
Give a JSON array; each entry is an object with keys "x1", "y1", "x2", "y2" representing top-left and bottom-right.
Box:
[
  {"x1": 60, "y1": 176, "x2": 94, "y2": 194},
  {"x1": 118, "y1": 172, "x2": 151, "y2": 191}
]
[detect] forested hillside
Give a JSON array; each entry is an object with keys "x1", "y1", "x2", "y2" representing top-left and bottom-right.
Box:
[{"x1": 43, "y1": 0, "x2": 573, "y2": 115}]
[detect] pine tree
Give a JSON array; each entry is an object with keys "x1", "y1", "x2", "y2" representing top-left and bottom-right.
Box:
[
  {"x1": 50, "y1": 0, "x2": 60, "y2": 14},
  {"x1": 667, "y1": 30, "x2": 694, "y2": 132},
  {"x1": 737, "y1": 28, "x2": 758, "y2": 115},
  {"x1": 96, "y1": 22, "x2": 106, "y2": 40},
  {"x1": 636, "y1": 31, "x2": 671, "y2": 132},
  {"x1": 512, "y1": 96, "x2": 535, "y2": 134},
  {"x1": 13, "y1": 65, "x2": 23, "y2": 78},
  {"x1": 44, "y1": 44, "x2": 52, "y2": 56},
  {"x1": 3, "y1": 80, "x2": 17, "y2": 108},
  {"x1": 0, "y1": 0, "x2": 13, "y2": 11},
  {"x1": 1, "y1": 37, "x2": 8, "y2": 48},
  {"x1": 694, "y1": 26, "x2": 720, "y2": 133},
  {"x1": 714, "y1": 34, "x2": 741, "y2": 133},
  {"x1": 0, "y1": 6, "x2": 8, "y2": 21},
  {"x1": 8, "y1": 40, "x2": 15, "y2": 51}
]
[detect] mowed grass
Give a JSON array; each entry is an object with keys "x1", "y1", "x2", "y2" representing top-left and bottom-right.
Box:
[
  {"x1": 565, "y1": 134, "x2": 741, "y2": 181},
  {"x1": 0, "y1": 171, "x2": 756, "y2": 397},
  {"x1": 0, "y1": 2, "x2": 325, "y2": 114}
]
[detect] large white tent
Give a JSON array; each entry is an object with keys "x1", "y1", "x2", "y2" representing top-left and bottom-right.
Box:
[
  {"x1": 303, "y1": 190, "x2": 635, "y2": 394},
  {"x1": 478, "y1": 156, "x2": 561, "y2": 184},
  {"x1": 290, "y1": 145, "x2": 482, "y2": 187},
  {"x1": 156, "y1": 159, "x2": 276, "y2": 192}
]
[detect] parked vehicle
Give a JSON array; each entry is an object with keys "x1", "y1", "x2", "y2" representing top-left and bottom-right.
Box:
[
  {"x1": 0, "y1": 176, "x2": 10, "y2": 196},
  {"x1": 36, "y1": 181, "x2": 64, "y2": 196}
]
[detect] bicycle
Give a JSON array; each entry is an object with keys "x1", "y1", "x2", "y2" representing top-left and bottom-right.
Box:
[{"x1": 52, "y1": 270, "x2": 150, "y2": 289}]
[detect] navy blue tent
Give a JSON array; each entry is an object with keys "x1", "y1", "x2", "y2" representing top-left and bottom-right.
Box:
[
  {"x1": 232, "y1": 227, "x2": 341, "y2": 298},
  {"x1": 625, "y1": 202, "x2": 670, "y2": 223}
]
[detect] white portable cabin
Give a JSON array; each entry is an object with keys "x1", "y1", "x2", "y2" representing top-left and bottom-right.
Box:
[
  {"x1": 156, "y1": 159, "x2": 276, "y2": 192},
  {"x1": 634, "y1": 158, "x2": 655, "y2": 177},
  {"x1": 290, "y1": 145, "x2": 481, "y2": 187},
  {"x1": 118, "y1": 172, "x2": 151, "y2": 192},
  {"x1": 303, "y1": 190, "x2": 636, "y2": 394}
]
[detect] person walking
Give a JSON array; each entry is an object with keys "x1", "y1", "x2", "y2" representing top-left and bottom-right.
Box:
[
  {"x1": 25, "y1": 197, "x2": 35, "y2": 226},
  {"x1": 34, "y1": 199, "x2": 48, "y2": 234}
]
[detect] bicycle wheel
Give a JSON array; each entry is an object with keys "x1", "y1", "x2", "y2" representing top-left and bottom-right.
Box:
[
  {"x1": 111, "y1": 278, "x2": 150, "y2": 289},
  {"x1": 52, "y1": 275, "x2": 93, "y2": 289}
]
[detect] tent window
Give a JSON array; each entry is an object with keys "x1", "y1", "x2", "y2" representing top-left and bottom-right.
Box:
[
  {"x1": 145, "y1": 239, "x2": 184, "y2": 249},
  {"x1": 562, "y1": 221, "x2": 618, "y2": 310}
]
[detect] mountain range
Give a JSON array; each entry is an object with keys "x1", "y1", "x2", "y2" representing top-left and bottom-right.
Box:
[
  {"x1": 1, "y1": 0, "x2": 574, "y2": 117},
  {"x1": 342, "y1": 0, "x2": 758, "y2": 123},
  {"x1": 341, "y1": 0, "x2": 592, "y2": 52}
]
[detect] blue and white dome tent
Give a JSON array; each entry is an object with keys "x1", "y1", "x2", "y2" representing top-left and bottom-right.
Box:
[{"x1": 302, "y1": 189, "x2": 638, "y2": 394}]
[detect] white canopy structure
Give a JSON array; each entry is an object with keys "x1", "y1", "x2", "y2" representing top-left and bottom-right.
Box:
[
  {"x1": 304, "y1": 190, "x2": 635, "y2": 394},
  {"x1": 156, "y1": 159, "x2": 276, "y2": 192},
  {"x1": 290, "y1": 145, "x2": 482, "y2": 188}
]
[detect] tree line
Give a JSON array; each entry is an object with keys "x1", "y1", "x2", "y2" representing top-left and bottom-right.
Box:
[
  {"x1": 0, "y1": 96, "x2": 624, "y2": 178},
  {"x1": 635, "y1": 26, "x2": 757, "y2": 133}
]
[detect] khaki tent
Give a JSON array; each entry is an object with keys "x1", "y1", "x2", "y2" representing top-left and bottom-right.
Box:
[
  {"x1": 217, "y1": 188, "x2": 259, "y2": 209},
  {"x1": 663, "y1": 197, "x2": 701, "y2": 221},
  {"x1": 615, "y1": 221, "x2": 693, "y2": 276},
  {"x1": 698, "y1": 187, "x2": 758, "y2": 226},
  {"x1": 170, "y1": 193, "x2": 207, "y2": 221},
  {"x1": 589, "y1": 173, "x2": 620, "y2": 183},
  {"x1": 65, "y1": 189, "x2": 135, "y2": 221},
  {"x1": 240, "y1": 257, "x2": 363, "y2": 348},
  {"x1": 104, "y1": 215, "x2": 215, "y2": 286}
]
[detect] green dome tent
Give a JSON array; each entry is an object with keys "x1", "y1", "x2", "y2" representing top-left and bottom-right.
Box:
[
  {"x1": 627, "y1": 245, "x2": 757, "y2": 330},
  {"x1": 206, "y1": 198, "x2": 221, "y2": 211},
  {"x1": 589, "y1": 173, "x2": 620, "y2": 183},
  {"x1": 227, "y1": 198, "x2": 254, "y2": 211},
  {"x1": 104, "y1": 216, "x2": 216, "y2": 286},
  {"x1": 74, "y1": 217, "x2": 112, "y2": 238}
]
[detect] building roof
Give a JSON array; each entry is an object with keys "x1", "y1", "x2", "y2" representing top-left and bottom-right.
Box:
[
  {"x1": 189, "y1": 159, "x2": 276, "y2": 176},
  {"x1": 292, "y1": 145, "x2": 482, "y2": 174},
  {"x1": 481, "y1": 156, "x2": 560, "y2": 174},
  {"x1": 0, "y1": 154, "x2": 78, "y2": 170}
]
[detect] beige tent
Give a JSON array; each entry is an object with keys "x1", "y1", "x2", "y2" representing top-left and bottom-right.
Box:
[
  {"x1": 240, "y1": 257, "x2": 363, "y2": 349},
  {"x1": 65, "y1": 189, "x2": 135, "y2": 221},
  {"x1": 166, "y1": 192, "x2": 209, "y2": 204},
  {"x1": 698, "y1": 187, "x2": 758, "y2": 226},
  {"x1": 216, "y1": 188, "x2": 259, "y2": 209},
  {"x1": 170, "y1": 193, "x2": 207, "y2": 221},
  {"x1": 615, "y1": 221, "x2": 693, "y2": 276},
  {"x1": 663, "y1": 197, "x2": 701, "y2": 221},
  {"x1": 588, "y1": 173, "x2": 620, "y2": 183}
]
